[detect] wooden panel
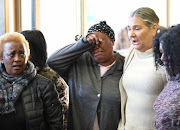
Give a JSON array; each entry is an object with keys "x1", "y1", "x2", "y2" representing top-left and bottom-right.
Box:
[
  {"x1": 14, "y1": 0, "x2": 21, "y2": 32},
  {"x1": 3, "y1": 0, "x2": 9, "y2": 33},
  {"x1": 34, "y1": 0, "x2": 40, "y2": 30}
]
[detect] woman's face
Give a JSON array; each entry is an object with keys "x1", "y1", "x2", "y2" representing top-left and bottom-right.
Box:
[
  {"x1": 2, "y1": 41, "x2": 28, "y2": 75},
  {"x1": 89, "y1": 32, "x2": 115, "y2": 66},
  {"x1": 160, "y1": 42, "x2": 176, "y2": 75},
  {"x1": 127, "y1": 16, "x2": 158, "y2": 52},
  {"x1": 159, "y1": 42, "x2": 165, "y2": 62}
]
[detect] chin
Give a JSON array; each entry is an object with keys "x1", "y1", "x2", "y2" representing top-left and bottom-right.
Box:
[
  {"x1": 95, "y1": 59, "x2": 105, "y2": 64},
  {"x1": 12, "y1": 70, "x2": 24, "y2": 75},
  {"x1": 134, "y1": 46, "x2": 142, "y2": 51}
]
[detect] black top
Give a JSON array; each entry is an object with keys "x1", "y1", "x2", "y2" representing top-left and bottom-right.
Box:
[{"x1": 0, "y1": 98, "x2": 26, "y2": 130}]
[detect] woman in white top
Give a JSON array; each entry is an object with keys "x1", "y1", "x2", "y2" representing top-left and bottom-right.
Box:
[{"x1": 118, "y1": 7, "x2": 167, "y2": 130}]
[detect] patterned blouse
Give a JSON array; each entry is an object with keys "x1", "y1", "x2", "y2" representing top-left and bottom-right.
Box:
[{"x1": 153, "y1": 74, "x2": 180, "y2": 130}]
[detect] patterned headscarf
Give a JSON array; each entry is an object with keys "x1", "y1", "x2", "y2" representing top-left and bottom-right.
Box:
[
  {"x1": 0, "y1": 61, "x2": 36, "y2": 114},
  {"x1": 87, "y1": 21, "x2": 115, "y2": 41}
]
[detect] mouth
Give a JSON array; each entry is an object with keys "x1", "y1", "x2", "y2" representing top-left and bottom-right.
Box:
[
  {"x1": 131, "y1": 39, "x2": 139, "y2": 45},
  {"x1": 12, "y1": 65, "x2": 22, "y2": 69},
  {"x1": 94, "y1": 51, "x2": 103, "y2": 57}
]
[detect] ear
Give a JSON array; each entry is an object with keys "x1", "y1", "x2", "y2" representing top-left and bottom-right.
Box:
[
  {"x1": 111, "y1": 40, "x2": 115, "y2": 46},
  {"x1": 152, "y1": 23, "x2": 158, "y2": 37}
]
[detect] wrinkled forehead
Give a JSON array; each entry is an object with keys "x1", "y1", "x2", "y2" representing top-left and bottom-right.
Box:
[
  {"x1": 3, "y1": 41, "x2": 27, "y2": 52},
  {"x1": 128, "y1": 17, "x2": 145, "y2": 27}
]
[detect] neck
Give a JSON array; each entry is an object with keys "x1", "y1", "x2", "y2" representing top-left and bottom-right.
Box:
[{"x1": 99, "y1": 53, "x2": 116, "y2": 66}]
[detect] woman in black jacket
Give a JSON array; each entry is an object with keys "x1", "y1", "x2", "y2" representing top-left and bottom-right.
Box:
[{"x1": 0, "y1": 32, "x2": 63, "y2": 130}]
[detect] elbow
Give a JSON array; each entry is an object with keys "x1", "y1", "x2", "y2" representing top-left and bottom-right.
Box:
[{"x1": 46, "y1": 57, "x2": 53, "y2": 68}]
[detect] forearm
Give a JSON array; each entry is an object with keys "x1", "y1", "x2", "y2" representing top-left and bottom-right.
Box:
[{"x1": 47, "y1": 37, "x2": 94, "y2": 76}]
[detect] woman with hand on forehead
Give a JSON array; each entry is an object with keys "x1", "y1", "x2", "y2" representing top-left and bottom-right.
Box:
[
  {"x1": 47, "y1": 21, "x2": 125, "y2": 130},
  {"x1": 118, "y1": 7, "x2": 167, "y2": 130}
]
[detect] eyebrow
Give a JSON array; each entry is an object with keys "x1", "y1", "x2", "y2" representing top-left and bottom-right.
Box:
[{"x1": 128, "y1": 25, "x2": 141, "y2": 27}]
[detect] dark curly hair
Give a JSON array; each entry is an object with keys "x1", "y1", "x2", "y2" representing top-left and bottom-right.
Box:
[
  {"x1": 159, "y1": 25, "x2": 180, "y2": 76},
  {"x1": 153, "y1": 28, "x2": 168, "y2": 69}
]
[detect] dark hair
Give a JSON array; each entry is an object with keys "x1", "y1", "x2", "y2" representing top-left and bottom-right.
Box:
[
  {"x1": 159, "y1": 25, "x2": 180, "y2": 76},
  {"x1": 153, "y1": 28, "x2": 168, "y2": 69},
  {"x1": 21, "y1": 30, "x2": 47, "y2": 67}
]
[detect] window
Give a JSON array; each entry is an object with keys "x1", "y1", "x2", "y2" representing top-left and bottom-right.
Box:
[
  {"x1": 40, "y1": 0, "x2": 79, "y2": 56},
  {"x1": 21, "y1": 0, "x2": 32, "y2": 30},
  {"x1": 169, "y1": 0, "x2": 180, "y2": 26},
  {"x1": 0, "y1": 0, "x2": 4, "y2": 36},
  {"x1": 86, "y1": 0, "x2": 167, "y2": 35},
  {"x1": 2, "y1": 0, "x2": 179, "y2": 56}
]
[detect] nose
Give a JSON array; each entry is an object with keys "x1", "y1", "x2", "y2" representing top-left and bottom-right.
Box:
[
  {"x1": 93, "y1": 44, "x2": 100, "y2": 50},
  {"x1": 160, "y1": 54, "x2": 164, "y2": 62},
  {"x1": 128, "y1": 30, "x2": 135, "y2": 38},
  {"x1": 89, "y1": 44, "x2": 100, "y2": 53},
  {"x1": 14, "y1": 54, "x2": 21, "y2": 62}
]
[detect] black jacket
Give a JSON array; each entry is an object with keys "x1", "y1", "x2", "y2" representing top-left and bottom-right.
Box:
[{"x1": 21, "y1": 74, "x2": 63, "y2": 130}]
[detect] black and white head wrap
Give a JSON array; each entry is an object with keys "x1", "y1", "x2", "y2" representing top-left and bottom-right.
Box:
[{"x1": 87, "y1": 21, "x2": 115, "y2": 41}]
